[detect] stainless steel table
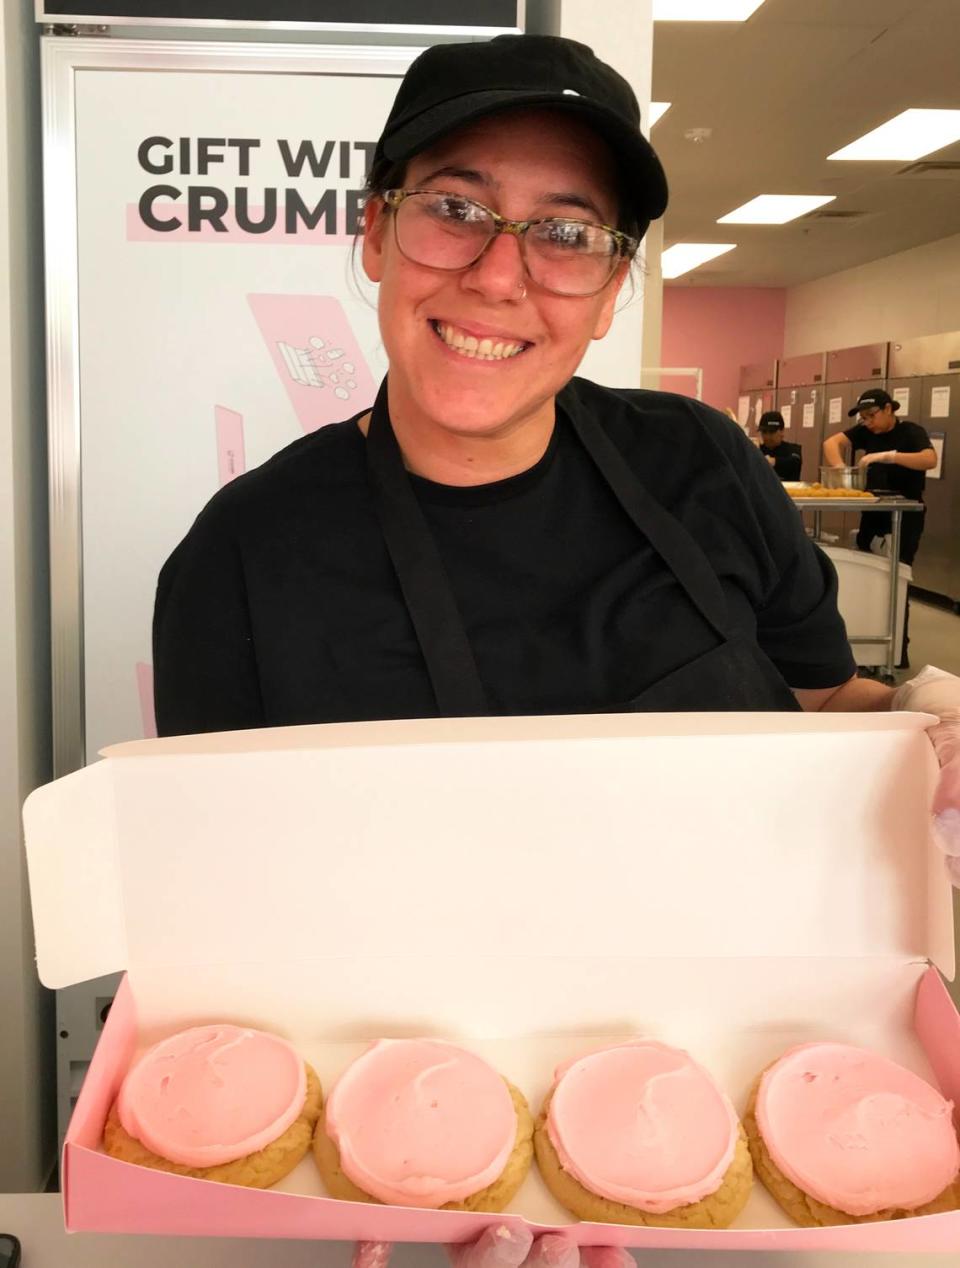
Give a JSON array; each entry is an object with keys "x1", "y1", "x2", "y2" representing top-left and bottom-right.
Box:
[{"x1": 792, "y1": 496, "x2": 925, "y2": 679}]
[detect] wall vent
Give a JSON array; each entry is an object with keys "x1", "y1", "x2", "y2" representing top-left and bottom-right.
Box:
[
  {"x1": 802, "y1": 208, "x2": 868, "y2": 221},
  {"x1": 896, "y1": 160, "x2": 960, "y2": 179}
]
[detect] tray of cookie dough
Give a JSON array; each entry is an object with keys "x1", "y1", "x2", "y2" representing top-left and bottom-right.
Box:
[{"x1": 24, "y1": 712, "x2": 960, "y2": 1252}]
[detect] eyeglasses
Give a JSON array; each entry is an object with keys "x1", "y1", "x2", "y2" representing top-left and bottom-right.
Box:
[
  {"x1": 858, "y1": 407, "x2": 881, "y2": 421},
  {"x1": 383, "y1": 189, "x2": 638, "y2": 298}
]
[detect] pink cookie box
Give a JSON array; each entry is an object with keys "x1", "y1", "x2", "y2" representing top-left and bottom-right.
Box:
[{"x1": 23, "y1": 711, "x2": 960, "y2": 1254}]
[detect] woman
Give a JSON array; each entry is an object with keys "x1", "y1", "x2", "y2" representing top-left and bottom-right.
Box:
[
  {"x1": 155, "y1": 34, "x2": 875, "y2": 727},
  {"x1": 154, "y1": 35, "x2": 960, "y2": 1266}
]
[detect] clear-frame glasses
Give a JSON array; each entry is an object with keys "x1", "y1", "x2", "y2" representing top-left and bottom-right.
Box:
[{"x1": 383, "y1": 189, "x2": 638, "y2": 298}]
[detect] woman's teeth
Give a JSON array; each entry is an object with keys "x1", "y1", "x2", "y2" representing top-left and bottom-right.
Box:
[{"x1": 433, "y1": 321, "x2": 527, "y2": 361}]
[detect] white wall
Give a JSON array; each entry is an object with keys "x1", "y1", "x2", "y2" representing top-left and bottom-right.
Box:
[
  {"x1": 784, "y1": 230, "x2": 960, "y2": 356},
  {"x1": 556, "y1": 0, "x2": 658, "y2": 387},
  {"x1": 0, "y1": 0, "x2": 55, "y2": 1191}
]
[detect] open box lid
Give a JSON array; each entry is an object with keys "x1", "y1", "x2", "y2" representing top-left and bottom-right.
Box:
[{"x1": 24, "y1": 712, "x2": 953, "y2": 1009}]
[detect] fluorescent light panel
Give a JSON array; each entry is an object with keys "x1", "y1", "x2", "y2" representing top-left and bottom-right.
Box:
[
  {"x1": 828, "y1": 109, "x2": 960, "y2": 161},
  {"x1": 654, "y1": 0, "x2": 766, "y2": 19},
  {"x1": 648, "y1": 101, "x2": 671, "y2": 127},
  {"x1": 718, "y1": 194, "x2": 836, "y2": 224},
  {"x1": 661, "y1": 243, "x2": 737, "y2": 279}
]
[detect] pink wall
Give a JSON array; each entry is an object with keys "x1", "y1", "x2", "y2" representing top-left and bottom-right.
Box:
[{"x1": 660, "y1": 286, "x2": 786, "y2": 413}]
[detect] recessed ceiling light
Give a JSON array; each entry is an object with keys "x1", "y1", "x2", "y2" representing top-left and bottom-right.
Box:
[
  {"x1": 828, "y1": 109, "x2": 960, "y2": 161},
  {"x1": 661, "y1": 243, "x2": 737, "y2": 279},
  {"x1": 648, "y1": 102, "x2": 671, "y2": 127},
  {"x1": 654, "y1": 0, "x2": 766, "y2": 19},
  {"x1": 718, "y1": 194, "x2": 836, "y2": 224}
]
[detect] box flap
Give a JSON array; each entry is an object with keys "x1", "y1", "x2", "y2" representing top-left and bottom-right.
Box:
[
  {"x1": 26, "y1": 712, "x2": 950, "y2": 995},
  {"x1": 24, "y1": 760, "x2": 126, "y2": 988}
]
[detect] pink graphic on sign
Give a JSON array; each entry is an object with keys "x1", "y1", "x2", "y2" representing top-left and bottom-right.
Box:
[
  {"x1": 215, "y1": 407, "x2": 247, "y2": 487},
  {"x1": 247, "y1": 294, "x2": 375, "y2": 433},
  {"x1": 136, "y1": 662, "x2": 157, "y2": 739}
]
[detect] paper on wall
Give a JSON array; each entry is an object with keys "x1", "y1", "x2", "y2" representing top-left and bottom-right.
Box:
[
  {"x1": 928, "y1": 432, "x2": 944, "y2": 480},
  {"x1": 828, "y1": 396, "x2": 842, "y2": 425},
  {"x1": 930, "y1": 385, "x2": 951, "y2": 419},
  {"x1": 893, "y1": 386, "x2": 910, "y2": 417},
  {"x1": 802, "y1": 401, "x2": 816, "y2": 428},
  {"x1": 780, "y1": 404, "x2": 792, "y2": 429},
  {"x1": 754, "y1": 397, "x2": 763, "y2": 426},
  {"x1": 737, "y1": 395, "x2": 750, "y2": 426}
]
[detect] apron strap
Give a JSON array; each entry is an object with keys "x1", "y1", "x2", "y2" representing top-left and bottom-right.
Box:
[
  {"x1": 563, "y1": 400, "x2": 734, "y2": 642},
  {"x1": 364, "y1": 378, "x2": 489, "y2": 716}
]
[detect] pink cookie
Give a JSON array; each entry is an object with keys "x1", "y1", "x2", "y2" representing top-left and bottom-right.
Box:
[
  {"x1": 315, "y1": 1039, "x2": 533, "y2": 1210},
  {"x1": 747, "y1": 1042, "x2": 960, "y2": 1224},
  {"x1": 105, "y1": 1024, "x2": 321, "y2": 1188}
]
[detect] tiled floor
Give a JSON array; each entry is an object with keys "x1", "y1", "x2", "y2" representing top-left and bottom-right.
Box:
[{"x1": 897, "y1": 597, "x2": 960, "y2": 681}]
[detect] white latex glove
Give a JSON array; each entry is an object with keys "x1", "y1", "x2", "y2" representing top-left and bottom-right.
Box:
[
  {"x1": 892, "y1": 665, "x2": 960, "y2": 885},
  {"x1": 353, "y1": 1230, "x2": 634, "y2": 1268},
  {"x1": 857, "y1": 450, "x2": 896, "y2": 467},
  {"x1": 765, "y1": 454, "x2": 776, "y2": 466}
]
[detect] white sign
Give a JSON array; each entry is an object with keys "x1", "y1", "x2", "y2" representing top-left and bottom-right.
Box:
[
  {"x1": 828, "y1": 396, "x2": 842, "y2": 425},
  {"x1": 929, "y1": 432, "x2": 945, "y2": 480},
  {"x1": 893, "y1": 386, "x2": 910, "y2": 417},
  {"x1": 737, "y1": 394, "x2": 750, "y2": 426},
  {"x1": 67, "y1": 49, "x2": 404, "y2": 757},
  {"x1": 930, "y1": 385, "x2": 952, "y2": 419},
  {"x1": 754, "y1": 397, "x2": 763, "y2": 426},
  {"x1": 802, "y1": 401, "x2": 816, "y2": 429},
  {"x1": 780, "y1": 404, "x2": 792, "y2": 429}
]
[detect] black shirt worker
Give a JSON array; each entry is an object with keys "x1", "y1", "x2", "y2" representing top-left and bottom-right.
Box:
[
  {"x1": 757, "y1": 411, "x2": 802, "y2": 482},
  {"x1": 153, "y1": 34, "x2": 901, "y2": 738},
  {"x1": 822, "y1": 389, "x2": 936, "y2": 565}
]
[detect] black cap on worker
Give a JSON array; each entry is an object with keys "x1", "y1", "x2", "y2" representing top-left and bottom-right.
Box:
[
  {"x1": 371, "y1": 35, "x2": 669, "y2": 241},
  {"x1": 847, "y1": 389, "x2": 900, "y2": 417},
  {"x1": 758, "y1": 411, "x2": 785, "y2": 431}
]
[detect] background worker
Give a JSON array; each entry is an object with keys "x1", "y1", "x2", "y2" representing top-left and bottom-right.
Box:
[
  {"x1": 757, "y1": 411, "x2": 802, "y2": 481},
  {"x1": 823, "y1": 389, "x2": 936, "y2": 564},
  {"x1": 823, "y1": 388, "x2": 936, "y2": 668}
]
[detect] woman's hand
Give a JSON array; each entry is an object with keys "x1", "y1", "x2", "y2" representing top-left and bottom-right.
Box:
[
  {"x1": 892, "y1": 665, "x2": 960, "y2": 884},
  {"x1": 353, "y1": 1230, "x2": 635, "y2": 1268},
  {"x1": 857, "y1": 451, "x2": 896, "y2": 467}
]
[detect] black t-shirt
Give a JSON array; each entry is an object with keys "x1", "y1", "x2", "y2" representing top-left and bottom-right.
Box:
[
  {"x1": 759, "y1": 440, "x2": 802, "y2": 482},
  {"x1": 843, "y1": 419, "x2": 933, "y2": 500},
  {"x1": 153, "y1": 379, "x2": 855, "y2": 735}
]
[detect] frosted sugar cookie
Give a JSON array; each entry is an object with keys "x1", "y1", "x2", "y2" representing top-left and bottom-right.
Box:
[
  {"x1": 745, "y1": 1042, "x2": 960, "y2": 1225},
  {"x1": 534, "y1": 1040, "x2": 752, "y2": 1228},
  {"x1": 314, "y1": 1038, "x2": 533, "y2": 1210},
  {"x1": 104, "y1": 1024, "x2": 321, "y2": 1188}
]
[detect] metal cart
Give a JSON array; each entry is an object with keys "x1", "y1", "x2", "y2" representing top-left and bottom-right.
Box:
[{"x1": 793, "y1": 495, "x2": 925, "y2": 680}]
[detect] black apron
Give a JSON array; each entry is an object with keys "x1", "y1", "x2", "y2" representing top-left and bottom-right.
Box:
[{"x1": 365, "y1": 378, "x2": 799, "y2": 716}]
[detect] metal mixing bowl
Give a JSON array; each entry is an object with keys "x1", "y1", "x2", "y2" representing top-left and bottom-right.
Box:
[{"x1": 819, "y1": 465, "x2": 868, "y2": 491}]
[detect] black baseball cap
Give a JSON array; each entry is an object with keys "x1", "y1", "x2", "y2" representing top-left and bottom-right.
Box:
[
  {"x1": 373, "y1": 35, "x2": 669, "y2": 238},
  {"x1": 758, "y1": 411, "x2": 785, "y2": 430},
  {"x1": 847, "y1": 389, "x2": 900, "y2": 417}
]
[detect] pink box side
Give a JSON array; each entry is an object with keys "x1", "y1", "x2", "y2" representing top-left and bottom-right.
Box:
[
  {"x1": 915, "y1": 965, "x2": 960, "y2": 1126},
  {"x1": 63, "y1": 979, "x2": 960, "y2": 1251}
]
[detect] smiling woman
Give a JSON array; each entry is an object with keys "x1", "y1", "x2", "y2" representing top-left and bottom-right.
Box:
[{"x1": 154, "y1": 34, "x2": 873, "y2": 733}]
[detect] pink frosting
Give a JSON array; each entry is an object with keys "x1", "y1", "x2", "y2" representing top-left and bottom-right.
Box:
[
  {"x1": 757, "y1": 1042, "x2": 960, "y2": 1216},
  {"x1": 117, "y1": 1024, "x2": 307, "y2": 1168},
  {"x1": 546, "y1": 1041, "x2": 738, "y2": 1213},
  {"x1": 324, "y1": 1039, "x2": 516, "y2": 1207}
]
